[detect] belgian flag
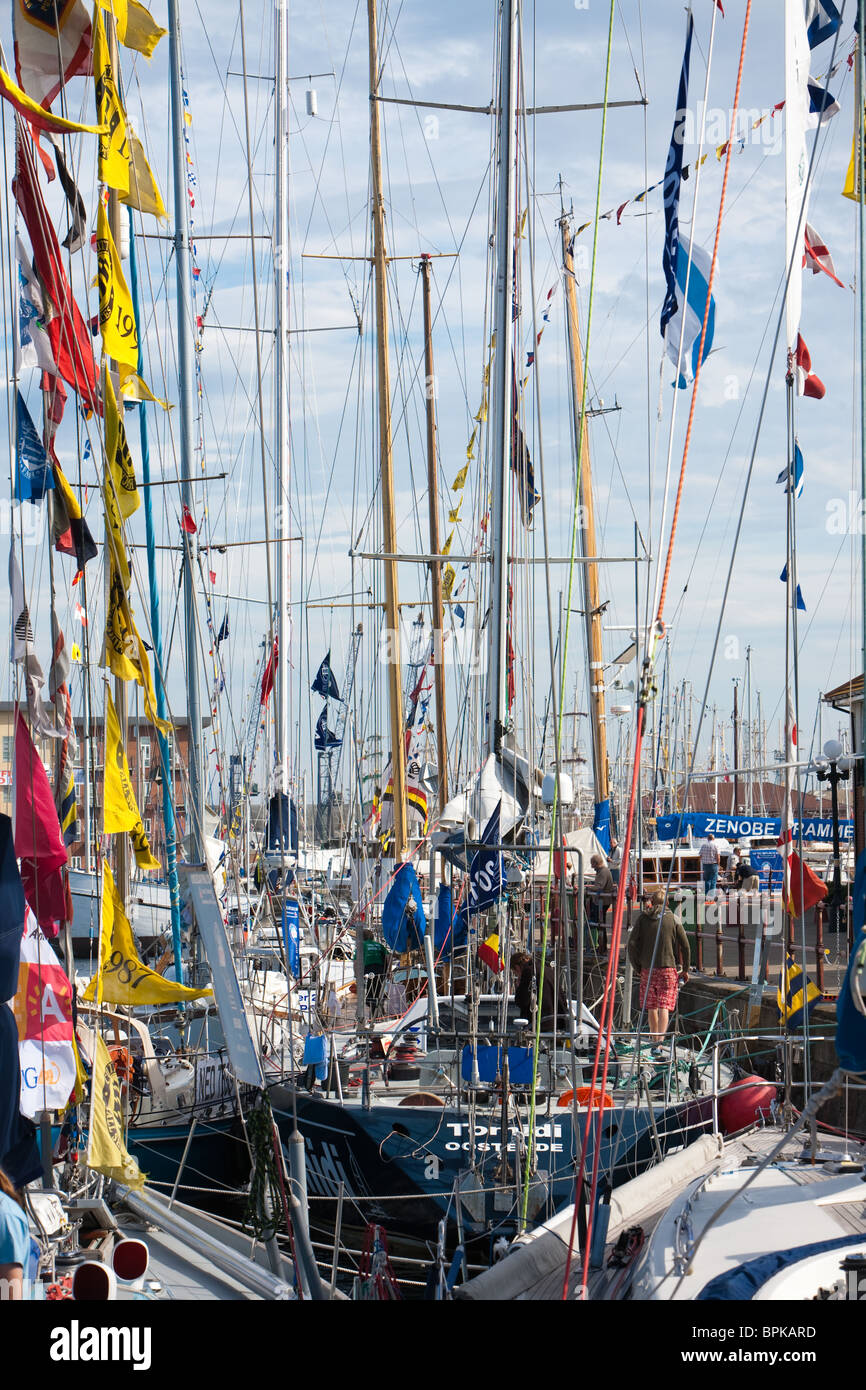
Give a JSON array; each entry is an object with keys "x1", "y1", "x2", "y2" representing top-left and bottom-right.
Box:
[{"x1": 52, "y1": 460, "x2": 97, "y2": 575}]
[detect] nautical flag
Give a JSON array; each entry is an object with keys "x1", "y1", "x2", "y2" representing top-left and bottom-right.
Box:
[
  {"x1": 103, "y1": 688, "x2": 160, "y2": 870},
  {"x1": 216, "y1": 614, "x2": 229, "y2": 645},
  {"x1": 92, "y1": 8, "x2": 129, "y2": 194},
  {"x1": 123, "y1": 0, "x2": 166, "y2": 57},
  {"x1": 49, "y1": 612, "x2": 75, "y2": 746},
  {"x1": 806, "y1": 78, "x2": 840, "y2": 127},
  {"x1": 13, "y1": 133, "x2": 98, "y2": 409},
  {"x1": 52, "y1": 459, "x2": 98, "y2": 576},
  {"x1": 13, "y1": 0, "x2": 91, "y2": 109},
  {"x1": 788, "y1": 848, "x2": 827, "y2": 917},
  {"x1": 86, "y1": 1031, "x2": 146, "y2": 1189},
  {"x1": 0, "y1": 62, "x2": 104, "y2": 135},
  {"x1": 48, "y1": 135, "x2": 87, "y2": 254},
  {"x1": 779, "y1": 564, "x2": 807, "y2": 611},
  {"x1": 843, "y1": 100, "x2": 865, "y2": 203},
  {"x1": 311, "y1": 651, "x2": 340, "y2": 700},
  {"x1": 11, "y1": 909, "x2": 77, "y2": 1118},
  {"x1": 805, "y1": 0, "x2": 841, "y2": 49},
  {"x1": 104, "y1": 372, "x2": 140, "y2": 525},
  {"x1": 260, "y1": 636, "x2": 278, "y2": 705},
  {"x1": 13, "y1": 711, "x2": 70, "y2": 934},
  {"x1": 95, "y1": 203, "x2": 138, "y2": 368},
  {"x1": 511, "y1": 370, "x2": 540, "y2": 524},
  {"x1": 120, "y1": 130, "x2": 168, "y2": 220},
  {"x1": 181, "y1": 504, "x2": 197, "y2": 534},
  {"x1": 9, "y1": 547, "x2": 64, "y2": 742},
  {"x1": 776, "y1": 442, "x2": 805, "y2": 499},
  {"x1": 660, "y1": 13, "x2": 694, "y2": 337},
  {"x1": 102, "y1": 556, "x2": 171, "y2": 733},
  {"x1": 15, "y1": 391, "x2": 54, "y2": 503},
  {"x1": 793, "y1": 334, "x2": 825, "y2": 398},
  {"x1": 478, "y1": 931, "x2": 504, "y2": 973},
  {"x1": 777, "y1": 952, "x2": 820, "y2": 1028},
  {"x1": 461, "y1": 801, "x2": 504, "y2": 925},
  {"x1": 16, "y1": 237, "x2": 55, "y2": 375},
  {"x1": 665, "y1": 234, "x2": 715, "y2": 388},
  {"x1": 406, "y1": 775, "x2": 429, "y2": 835},
  {"x1": 803, "y1": 222, "x2": 843, "y2": 286},
  {"x1": 84, "y1": 863, "x2": 208, "y2": 1006},
  {"x1": 57, "y1": 762, "x2": 77, "y2": 847},
  {"x1": 314, "y1": 708, "x2": 341, "y2": 751}
]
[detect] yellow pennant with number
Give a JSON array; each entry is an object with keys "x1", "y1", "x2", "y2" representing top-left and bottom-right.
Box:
[
  {"x1": 86, "y1": 1030, "x2": 145, "y2": 1188},
  {"x1": 84, "y1": 863, "x2": 210, "y2": 1005},
  {"x1": 102, "y1": 559, "x2": 172, "y2": 734},
  {"x1": 103, "y1": 687, "x2": 159, "y2": 868},
  {"x1": 92, "y1": 6, "x2": 130, "y2": 194},
  {"x1": 105, "y1": 372, "x2": 140, "y2": 520},
  {"x1": 96, "y1": 203, "x2": 138, "y2": 368}
]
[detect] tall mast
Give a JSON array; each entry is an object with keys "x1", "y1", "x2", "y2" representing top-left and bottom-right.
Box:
[
  {"x1": 560, "y1": 212, "x2": 609, "y2": 844},
  {"x1": 274, "y1": 0, "x2": 290, "y2": 801},
  {"x1": 367, "y1": 0, "x2": 407, "y2": 858},
  {"x1": 419, "y1": 255, "x2": 449, "y2": 811},
  {"x1": 486, "y1": 0, "x2": 518, "y2": 759},
  {"x1": 168, "y1": 0, "x2": 204, "y2": 860}
]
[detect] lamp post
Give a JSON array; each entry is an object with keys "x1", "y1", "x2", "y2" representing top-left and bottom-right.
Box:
[{"x1": 814, "y1": 739, "x2": 851, "y2": 934}]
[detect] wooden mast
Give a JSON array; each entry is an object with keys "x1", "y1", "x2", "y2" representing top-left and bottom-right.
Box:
[
  {"x1": 560, "y1": 213, "x2": 609, "y2": 833},
  {"x1": 419, "y1": 254, "x2": 449, "y2": 811},
  {"x1": 367, "y1": 0, "x2": 407, "y2": 858}
]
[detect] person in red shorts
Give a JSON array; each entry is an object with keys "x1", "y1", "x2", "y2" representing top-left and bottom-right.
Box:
[{"x1": 627, "y1": 889, "x2": 690, "y2": 1052}]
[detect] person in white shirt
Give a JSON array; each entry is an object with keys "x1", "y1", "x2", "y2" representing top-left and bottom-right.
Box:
[{"x1": 700, "y1": 833, "x2": 720, "y2": 898}]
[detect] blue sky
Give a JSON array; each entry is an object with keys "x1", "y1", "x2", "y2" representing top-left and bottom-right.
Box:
[{"x1": 3, "y1": 0, "x2": 863, "y2": 807}]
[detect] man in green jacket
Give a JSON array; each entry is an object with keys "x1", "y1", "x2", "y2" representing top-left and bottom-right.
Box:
[{"x1": 627, "y1": 890, "x2": 690, "y2": 1050}]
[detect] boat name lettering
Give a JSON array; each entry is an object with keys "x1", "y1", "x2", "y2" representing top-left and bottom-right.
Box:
[{"x1": 445, "y1": 1122, "x2": 561, "y2": 1139}]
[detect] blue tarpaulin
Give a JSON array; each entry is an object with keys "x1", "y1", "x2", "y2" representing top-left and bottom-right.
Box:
[{"x1": 382, "y1": 863, "x2": 426, "y2": 953}]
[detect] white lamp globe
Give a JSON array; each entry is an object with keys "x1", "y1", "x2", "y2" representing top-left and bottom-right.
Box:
[{"x1": 823, "y1": 739, "x2": 844, "y2": 762}]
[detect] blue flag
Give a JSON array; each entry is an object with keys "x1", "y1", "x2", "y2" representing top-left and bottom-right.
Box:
[
  {"x1": 665, "y1": 235, "x2": 716, "y2": 388},
  {"x1": 311, "y1": 651, "x2": 340, "y2": 700},
  {"x1": 458, "y1": 802, "x2": 504, "y2": 931},
  {"x1": 314, "y1": 707, "x2": 341, "y2": 751},
  {"x1": 660, "y1": 13, "x2": 694, "y2": 337},
  {"x1": 282, "y1": 899, "x2": 300, "y2": 978},
  {"x1": 16, "y1": 391, "x2": 54, "y2": 503},
  {"x1": 776, "y1": 443, "x2": 804, "y2": 500},
  {"x1": 805, "y1": 0, "x2": 840, "y2": 49},
  {"x1": 780, "y1": 563, "x2": 807, "y2": 611}
]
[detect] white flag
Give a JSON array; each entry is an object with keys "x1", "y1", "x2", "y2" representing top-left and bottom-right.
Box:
[
  {"x1": 11, "y1": 910, "x2": 77, "y2": 1119},
  {"x1": 9, "y1": 546, "x2": 63, "y2": 741},
  {"x1": 16, "y1": 237, "x2": 57, "y2": 376}
]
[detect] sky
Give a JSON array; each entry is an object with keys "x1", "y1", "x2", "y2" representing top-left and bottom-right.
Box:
[{"x1": 2, "y1": 0, "x2": 864, "y2": 816}]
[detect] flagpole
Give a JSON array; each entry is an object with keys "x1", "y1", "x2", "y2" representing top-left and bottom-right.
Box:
[{"x1": 858, "y1": 0, "x2": 866, "y2": 861}]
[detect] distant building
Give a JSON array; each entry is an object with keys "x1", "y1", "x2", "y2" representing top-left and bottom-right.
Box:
[{"x1": 823, "y1": 675, "x2": 863, "y2": 858}]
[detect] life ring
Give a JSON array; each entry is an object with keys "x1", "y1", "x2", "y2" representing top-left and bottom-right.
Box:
[{"x1": 557, "y1": 1086, "x2": 615, "y2": 1110}]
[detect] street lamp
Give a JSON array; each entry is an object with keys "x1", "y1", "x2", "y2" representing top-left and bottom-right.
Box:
[{"x1": 814, "y1": 739, "x2": 850, "y2": 933}]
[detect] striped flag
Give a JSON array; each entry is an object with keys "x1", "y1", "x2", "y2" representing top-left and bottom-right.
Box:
[
  {"x1": 57, "y1": 762, "x2": 78, "y2": 847},
  {"x1": 478, "y1": 931, "x2": 503, "y2": 973},
  {"x1": 777, "y1": 952, "x2": 820, "y2": 1028},
  {"x1": 776, "y1": 442, "x2": 805, "y2": 499},
  {"x1": 804, "y1": 223, "x2": 843, "y2": 286},
  {"x1": 665, "y1": 235, "x2": 716, "y2": 388}
]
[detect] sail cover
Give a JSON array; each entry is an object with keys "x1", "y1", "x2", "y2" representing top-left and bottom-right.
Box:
[{"x1": 437, "y1": 750, "x2": 536, "y2": 837}]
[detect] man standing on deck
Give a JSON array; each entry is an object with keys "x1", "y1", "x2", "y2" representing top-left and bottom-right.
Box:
[
  {"x1": 627, "y1": 890, "x2": 690, "y2": 1050},
  {"x1": 700, "y1": 832, "x2": 720, "y2": 899},
  {"x1": 588, "y1": 854, "x2": 615, "y2": 936}
]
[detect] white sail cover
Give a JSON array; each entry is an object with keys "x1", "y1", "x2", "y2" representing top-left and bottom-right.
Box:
[{"x1": 437, "y1": 750, "x2": 538, "y2": 836}]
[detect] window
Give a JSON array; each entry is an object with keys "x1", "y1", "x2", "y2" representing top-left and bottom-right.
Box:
[
  {"x1": 1, "y1": 736, "x2": 12, "y2": 762},
  {"x1": 144, "y1": 818, "x2": 152, "y2": 836},
  {"x1": 141, "y1": 740, "x2": 151, "y2": 767}
]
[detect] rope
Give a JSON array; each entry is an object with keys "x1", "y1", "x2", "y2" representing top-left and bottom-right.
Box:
[
  {"x1": 243, "y1": 1093, "x2": 285, "y2": 1242},
  {"x1": 561, "y1": 0, "x2": 754, "y2": 1300}
]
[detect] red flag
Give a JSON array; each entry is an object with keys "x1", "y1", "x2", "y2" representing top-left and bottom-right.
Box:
[
  {"x1": 13, "y1": 711, "x2": 70, "y2": 934},
  {"x1": 789, "y1": 850, "x2": 827, "y2": 917},
  {"x1": 794, "y1": 335, "x2": 825, "y2": 399},
  {"x1": 803, "y1": 223, "x2": 843, "y2": 287},
  {"x1": 260, "y1": 637, "x2": 279, "y2": 706},
  {"x1": 478, "y1": 933, "x2": 503, "y2": 973},
  {"x1": 13, "y1": 128, "x2": 97, "y2": 410},
  {"x1": 181, "y1": 505, "x2": 197, "y2": 534}
]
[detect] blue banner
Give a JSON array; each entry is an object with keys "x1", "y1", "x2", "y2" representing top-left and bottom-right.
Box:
[
  {"x1": 748, "y1": 848, "x2": 783, "y2": 890},
  {"x1": 282, "y1": 899, "x2": 300, "y2": 978},
  {"x1": 655, "y1": 812, "x2": 853, "y2": 843},
  {"x1": 660, "y1": 13, "x2": 693, "y2": 336},
  {"x1": 461, "y1": 801, "x2": 504, "y2": 923}
]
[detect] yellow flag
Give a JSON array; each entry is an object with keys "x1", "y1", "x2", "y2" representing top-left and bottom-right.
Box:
[
  {"x1": 120, "y1": 131, "x2": 168, "y2": 220},
  {"x1": 84, "y1": 863, "x2": 210, "y2": 1005},
  {"x1": 102, "y1": 558, "x2": 171, "y2": 733},
  {"x1": 86, "y1": 1031, "x2": 145, "y2": 1189},
  {"x1": 443, "y1": 564, "x2": 456, "y2": 600},
  {"x1": 95, "y1": 0, "x2": 128, "y2": 42},
  {"x1": 452, "y1": 462, "x2": 469, "y2": 491},
  {"x1": 466, "y1": 429, "x2": 477, "y2": 461},
  {"x1": 843, "y1": 108, "x2": 864, "y2": 202},
  {"x1": 0, "y1": 65, "x2": 105, "y2": 135},
  {"x1": 105, "y1": 373, "x2": 140, "y2": 520},
  {"x1": 96, "y1": 203, "x2": 138, "y2": 368},
  {"x1": 103, "y1": 687, "x2": 161, "y2": 867},
  {"x1": 93, "y1": 7, "x2": 130, "y2": 194},
  {"x1": 448, "y1": 505, "x2": 461, "y2": 524},
  {"x1": 123, "y1": 0, "x2": 166, "y2": 56},
  {"x1": 441, "y1": 531, "x2": 453, "y2": 556},
  {"x1": 474, "y1": 394, "x2": 488, "y2": 424},
  {"x1": 71, "y1": 643, "x2": 82, "y2": 662},
  {"x1": 118, "y1": 364, "x2": 172, "y2": 411}
]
